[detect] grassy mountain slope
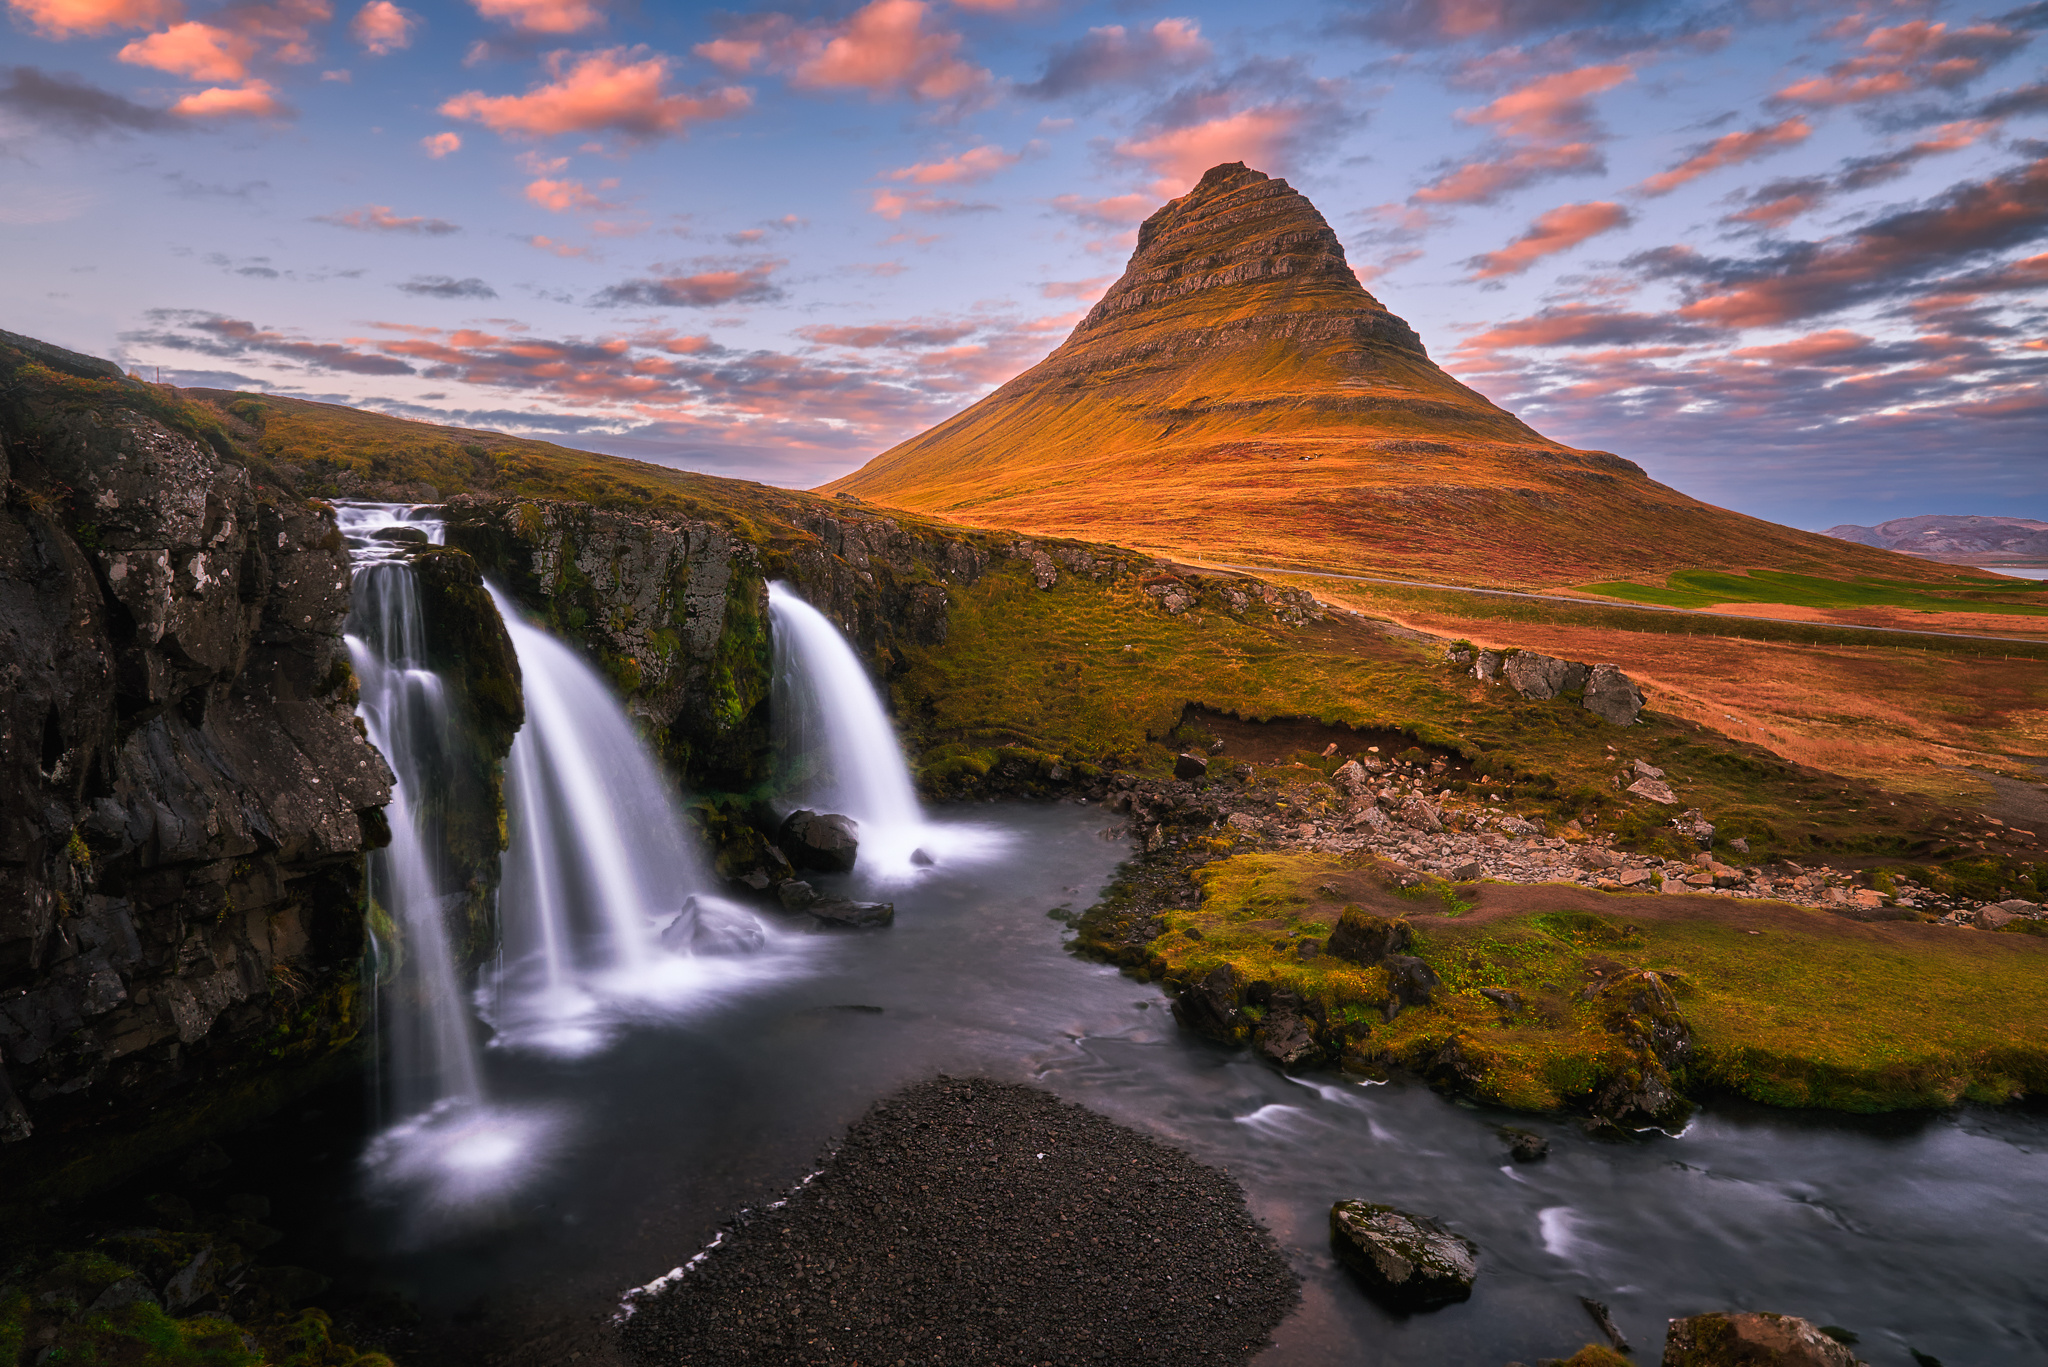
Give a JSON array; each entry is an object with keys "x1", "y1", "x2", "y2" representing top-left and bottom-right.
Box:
[{"x1": 821, "y1": 163, "x2": 1964, "y2": 590}]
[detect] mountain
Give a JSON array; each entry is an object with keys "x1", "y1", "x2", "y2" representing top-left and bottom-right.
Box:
[
  {"x1": 821, "y1": 163, "x2": 1949, "y2": 588},
  {"x1": 1822, "y1": 514, "x2": 2048, "y2": 563}
]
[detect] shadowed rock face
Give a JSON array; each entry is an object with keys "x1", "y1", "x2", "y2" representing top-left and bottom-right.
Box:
[
  {"x1": 825, "y1": 164, "x2": 1950, "y2": 587},
  {"x1": 0, "y1": 337, "x2": 393, "y2": 1161}
]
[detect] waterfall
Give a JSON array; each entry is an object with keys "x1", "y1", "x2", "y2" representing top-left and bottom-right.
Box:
[
  {"x1": 339, "y1": 507, "x2": 482, "y2": 1121},
  {"x1": 768, "y1": 582, "x2": 995, "y2": 876}
]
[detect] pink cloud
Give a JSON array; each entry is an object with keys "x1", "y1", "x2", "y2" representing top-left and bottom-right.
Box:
[
  {"x1": 887, "y1": 143, "x2": 1019, "y2": 185},
  {"x1": 421, "y1": 130, "x2": 461, "y2": 157},
  {"x1": 8, "y1": 0, "x2": 177, "y2": 38},
  {"x1": 169, "y1": 79, "x2": 288, "y2": 118},
  {"x1": 524, "y1": 233, "x2": 591, "y2": 257},
  {"x1": 440, "y1": 46, "x2": 752, "y2": 140},
  {"x1": 868, "y1": 187, "x2": 987, "y2": 219},
  {"x1": 1640, "y1": 117, "x2": 1810, "y2": 196},
  {"x1": 350, "y1": 0, "x2": 414, "y2": 54},
  {"x1": 592, "y1": 261, "x2": 784, "y2": 307},
  {"x1": 118, "y1": 22, "x2": 256, "y2": 81},
  {"x1": 798, "y1": 320, "x2": 979, "y2": 348},
  {"x1": 1048, "y1": 192, "x2": 1154, "y2": 227},
  {"x1": 1039, "y1": 276, "x2": 1112, "y2": 300},
  {"x1": 1114, "y1": 105, "x2": 1309, "y2": 197},
  {"x1": 1468, "y1": 200, "x2": 1631, "y2": 278},
  {"x1": 695, "y1": 0, "x2": 990, "y2": 106},
  {"x1": 1775, "y1": 19, "x2": 2028, "y2": 108},
  {"x1": 1458, "y1": 63, "x2": 1633, "y2": 141},
  {"x1": 1413, "y1": 142, "x2": 1602, "y2": 205},
  {"x1": 315, "y1": 202, "x2": 459, "y2": 233},
  {"x1": 472, "y1": 0, "x2": 602, "y2": 35},
  {"x1": 526, "y1": 176, "x2": 617, "y2": 211}
]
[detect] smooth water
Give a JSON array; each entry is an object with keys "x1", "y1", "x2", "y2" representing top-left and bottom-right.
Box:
[
  {"x1": 767, "y1": 581, "x2": 993, "y2": 877},
  {"x1": 296, "y1": 802, "x2": 2047, "y2": 1366}
]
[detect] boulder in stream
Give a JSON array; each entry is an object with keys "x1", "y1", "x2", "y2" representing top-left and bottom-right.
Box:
[
  {"x1": 1661, "y1": 1312, "x2": 1865, "y2": 1366},
  {"x1": 1328, "y1": 1201, "x2": 1477, "y2": 1310},
  {"x1": 661, "y1": 897, "x2": 767, "y2": 955},
  {"x1": 780, "y1": 810, "x2": 861, "y2": 872},
  {"x1": 808, "y1": 898, "x2": 895, "y2": 929}
]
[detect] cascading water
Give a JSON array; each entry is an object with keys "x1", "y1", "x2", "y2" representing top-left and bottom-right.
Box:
[
  {"x1": 768, "y1": 581, "x2": 1000, "y2": 876},
  {"x1": 485, "y1": 585, "x2": 797, "y2": 1057}
]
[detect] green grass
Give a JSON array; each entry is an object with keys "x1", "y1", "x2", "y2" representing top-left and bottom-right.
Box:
[{"x1": 1575, "y1": 568, "x2": 2048, "y2": 616}]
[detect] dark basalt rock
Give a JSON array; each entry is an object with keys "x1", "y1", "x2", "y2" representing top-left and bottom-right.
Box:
[
  {"x1": 778, "y1": 809, "x2": 860, "y2": 873},
  {"x1": 1174, "y1": 752, "x2": 1209, "y2": 780},
  {"x1": 1325, "y1": 907, "x2": 1412, "y2": 965},
  {"x1": 1589, "y1": 970, "x2": 1695, "y2": 1132},
  {"x1": 1328, "y1": 1200, "x2": 1477, "y2": 1311},
  {"x1": 1171, "y1": 961, "x2": 1242, "y2": 1040},
  {"x1": 1384, "y1": 954, "x2": 1442, "y2": 1009},
  {"x1": 1662, "y1": 1312, "x2": 1865, "y2": 1366},
  {"x1": 808, "y1": 898, "x2": 894, "y2": 929},
  {"x1": 1503, "y1": 1127, "x2": 1550, "y2": 1162},
  {"x1": 1254, "y1": 1010, "x2": 1318, "y2": 1068}
]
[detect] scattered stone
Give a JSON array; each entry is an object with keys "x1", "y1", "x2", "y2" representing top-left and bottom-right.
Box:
[
  {"x1": 1976, "y1": 904, "x2": 2015, "y2": 929},
  {"x1": 1505, "y1": 651, "x2": 1572, "y2": 701},
  {"x1": 1175, "y1": 752, "x2": 1210, "y2": 781},
  {"x1": 1479, "y1": 987, "x2": 1522, "y2": 1015},
  {"x1": 1328, "y1": 1201, "x2": 1478, "y2": 1311},
  {"x1": 807, "y1": 898, "x2": 894, "y2": 929},
  {"x1": 1452, "y1": 861, "x2": 1484, "y2": 881},
  {"x1": 1227, "y1": 811, "x2": 1263, "y2": 832},
  {"x1": 1617, "y1": 867, "x2": 1655, "y2": 886},
  {"x1": 1661, "y1": 1311, "x2": 1865, "y2": 1366},
  {"x1": 1583, "y1": 664, "x2": 1646, "y2": 726},
  {"x1": 1628, "y1": 776, "x2": 1678, "y2": 805},
  {"x1": 1673, "y1": 809, "x2": 1716, "y2": 846},
  {"x1": 1384, "y1": 955, "x2": 1441, "y2": 1010},
  {"x1": 779, "y1": 810, "x2": 861, "y2": 873},
  {"x1": 1332, "y1": 759, "x2": 1370, "y2": 798},
  {"x1": 1632, "y1": 759, "x2": 1666, "y2": 779},
  {"x1": 1325, "y1": 908, "x2": 1412, "y2": 965},
  {"x1": 1255, "y1": 1011, "x2": 1318, "y2": 1068},
  {"x1": 1501, "y1": 1128, "x2": 1549, "y2": 1162},
  {"x1": 1296, "y1": 939, "x2": 1321, "y2": 961},
  {"x1": 88, "y1": 1276, "x2": 162, "y2": 1315},
  {"x1": 1729, "y1": 837, "x2": 1751, "y2": 856}
]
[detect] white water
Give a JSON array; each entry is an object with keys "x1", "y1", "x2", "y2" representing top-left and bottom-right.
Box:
[
  {"x1": 484, "y1": 583, "x2": 807, "y2": 1059},
  {"x1": 768, "y1": 581, "x2": 1001, "y2": 877}
]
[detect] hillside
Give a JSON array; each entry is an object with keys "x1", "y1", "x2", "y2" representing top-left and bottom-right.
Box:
[
  {"x1": 1823, "y1": 514, "x2": 2048, "y2": 564},
  {"x1": 820, "y1": 163, "x2": 1958, "y2": 589}
]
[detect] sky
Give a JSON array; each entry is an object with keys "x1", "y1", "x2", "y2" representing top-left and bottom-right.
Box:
[{"x1": 2, "y1": 0, "x2": 2043, "y2": 531}]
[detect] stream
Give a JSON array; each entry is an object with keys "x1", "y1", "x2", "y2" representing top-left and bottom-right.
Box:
[{"x1": 257, "y1": 802, "x2": 2048, "y2": 1366}]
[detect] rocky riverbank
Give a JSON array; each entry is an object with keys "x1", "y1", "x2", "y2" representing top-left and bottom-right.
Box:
[{"x1": 616, "y1": 1077, "x2": 1298, "y2": 1367}]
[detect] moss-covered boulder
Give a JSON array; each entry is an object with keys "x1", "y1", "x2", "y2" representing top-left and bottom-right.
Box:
[
  {"x1": 1328, "y1": 1201, "x2": 1477, "y2": 1311},
  {"x1": 1325, "y1": 907, "x2": 1411, "y2": 965},
  {"x1": 1662, "y1": 1312, "x2": 1865, "y2": 1366}
]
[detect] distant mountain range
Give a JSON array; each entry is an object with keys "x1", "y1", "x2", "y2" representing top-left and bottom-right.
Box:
[
  {"x1": 823, "y1": 162, "x2": 1952, "y2": 589},
  {"x1": 1821, "y1": 515, "x2": 2048, "y2": 563}
]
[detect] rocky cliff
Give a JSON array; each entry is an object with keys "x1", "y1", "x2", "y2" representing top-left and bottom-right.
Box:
[
  {"x1": 822, "y1": 163, "x2": 1953, "y2": 589},
  {"x1": 0, "y1": 332, "x2": 391, "y2": 1178}
]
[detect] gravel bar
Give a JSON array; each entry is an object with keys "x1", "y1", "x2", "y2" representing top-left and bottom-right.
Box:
[{"x1": 618, "y1": 1077, "x2": 1300, "y2": 1366}]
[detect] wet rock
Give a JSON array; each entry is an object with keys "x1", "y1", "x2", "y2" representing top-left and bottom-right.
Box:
[
  {"x1": 808, "y1": 898, "x2": 895, "y2": 929},
  {"x1": 1254, "y1": 1011, "x2": 1318, "y2": 1068},
  {"x1": 1501, "y1": 1128, "x2": 1549, "y2": 1161},
  {"x1": 1661, "y1": 1312, "x2": 1865, "y2": 1366},
  {"x1": 1175, "y1": 753, "x2": 1210, "y2": 781},
  {"x1": 780, "y1": 810, "x2": 861, "y2": 873},
  {"x1": 664, "y1": 897, "x2": 767, "y2": 954},
  {"x1": 909, "y1": 847, "x2": 935, "y2": 867},
  {"x1": 1172, "y1": 962, "x2": 1241, "y2": 1040},
  {"x1": 1325, "y1": 908, "x2": 1412, "y2": 965},
  {"x1": 1582, "y1": 1296, "x2": 1630, "y2": 1352},
  {"x1": 1589, "y1": 971, "x2": 1694, "y2": 1131},
  {"x1": 778, "y1": 879, "x2": 820, "y2": 911},
  {"x1": 1583, "y1": 664, "x2": 1646, "y2": 726},
  {"x1": 1328, "y1": 1201, "x2": 1477, "y2": 1311}
]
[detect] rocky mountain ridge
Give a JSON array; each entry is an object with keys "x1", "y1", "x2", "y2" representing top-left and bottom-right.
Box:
[{"x1": 1822, "y1": 513, "x2": 2048, "y2": 562}]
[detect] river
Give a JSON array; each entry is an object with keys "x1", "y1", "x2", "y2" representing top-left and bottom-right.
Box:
[{"x1": 248, "y1": 802, "x2": 2047, "y2": 1366}]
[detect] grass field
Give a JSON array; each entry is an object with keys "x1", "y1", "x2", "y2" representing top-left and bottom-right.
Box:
[{"x1": 1573, "y1": 568, "x2": 2048, "y2": 617}]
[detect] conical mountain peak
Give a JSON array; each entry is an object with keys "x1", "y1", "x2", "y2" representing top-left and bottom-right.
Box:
[{"x1": 822, "y1": 165, "x2": 1875, "y2": 585}]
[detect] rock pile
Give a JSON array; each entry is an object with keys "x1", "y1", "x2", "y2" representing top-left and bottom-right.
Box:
[{"x1": 1454, "y1": 646, "x2": 1645, "y2": 726}]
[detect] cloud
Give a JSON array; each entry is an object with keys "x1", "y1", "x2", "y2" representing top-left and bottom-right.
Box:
[
  {"x1": 695, "y1": 0, "x2": 991, "y2": 107},
  {"x1": 7, "y1": 0, "x2": 177, "y2": 39},
  {"x1": 397, "y1": 275, "x2": 497, "y2": 298},
  {"x1": 121, "y1": 310, "x2": 417, "y2": 374},
  {"x1": 351, "y1": 0, "x2": 414, "y2": 54},
  {"x1": 169, "y1": 80, "x2": 289, "y2": 119},
  {"x1": 0, "y1": 65, "x2": 176, "y2": 135},
  {"x1": 1774, "y1": 18, "x2": 2033, "y2": 109},
  {"x1": 1331, "y1": 0, "x2": 1667, "y2": 47},
  {"x1": 421, "y1": 130, "x2": 460, "y2": 157},
  {"x1": 1047, "y1": 192, "x2": 1155, "y2": 227},
  {"x1": 441, "y1": 46, "x2": 752, "y2": 141},
  {"x1": 1114, "y1": 104, "x2": 1316, "y2": 197},
  {"x1": 1452, "y1": 302, "x2": 1709, "y2": 358},
  {"x1": 315, "y1": 202, "x2": 460, "y2": 233},
  {"x1": 1653, "y1": 152, "x2": 2048, "y2": 328},
  {"x1": 1640, "y1": 116, "x2": 1810, "y2": 195},
  {"x1": 886, "y1": 143, "x2": 1019, "y2": 185},
  {"x1": 525, "y1": 176, "x2": 616, "y2": 211},
  {"x1": 523, "y1": 233, "x2": 591, "y2": 257},
  {"x1": 1720, "y1": 119, "x2": 2001, "y2": 229},
  {"x1": 867, "y1": 186, "x2": 994, "y2": 219},
  {"x1": 472, "y1": 0, "x2": 603, "y2": 35},
  {"x1": 118, "y1": 23, "x2": 258, "y2": 82},
  {"x1": 1024, "y1": 18, "x2": 1211, "y2": 98},
  {"x1": 1039, "y1": 275, "x2": 1113, "y2": 300},
  {"x1": 1468, "y1": 199, "x2": 1631, "y2": 277},
  {"x1": 591, "y1": 259, "x2": 783, "y2": 307},
  {"x1": 798, "y1": 321, "x2": 978, "y2": 347},
  {"x1": 1411, "y1": 62, "x2": 1632, "y2": 204}
]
